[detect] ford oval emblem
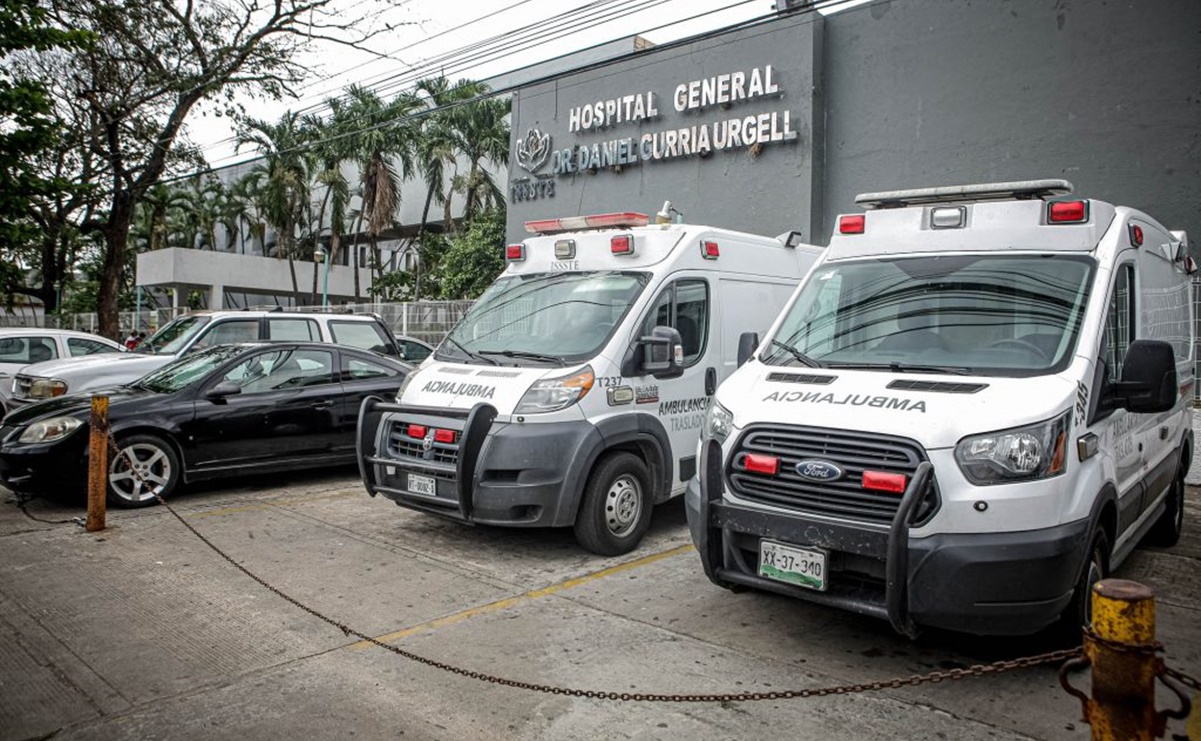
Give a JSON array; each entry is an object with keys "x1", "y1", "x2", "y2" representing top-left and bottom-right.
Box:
[{"x1": 795, "y1": 459, "x2": 843, "y2": 482}]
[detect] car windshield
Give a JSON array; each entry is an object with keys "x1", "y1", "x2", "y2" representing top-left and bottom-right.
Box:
[
  {"x1": 139, "y1": 316, "x2": 211, "y2": 355},
  {"x1": 439, "y1": 271, "x2": 650, "y2": 365},
  {"x1": 763, "y1": 254, "x2": 1095, "y2": 377},
  {"x1": 134, "y1": 345, "x2": 247, "y2": 393}
]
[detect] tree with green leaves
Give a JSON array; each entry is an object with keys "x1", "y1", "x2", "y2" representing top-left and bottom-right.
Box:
[{"x1": 436, "y1": 208, "x2": 506, "y2": 300}]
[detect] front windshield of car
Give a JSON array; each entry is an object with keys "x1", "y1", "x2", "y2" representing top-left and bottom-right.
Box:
[
  {"x1": 139, "y1": 316, "x2": 211, "y2": 355},
  {"x1": 135, "y1": 345, "x2": 246, "y2": 393},
  {"x1": 438, "y1": 271, "x2": 651, "y2": 365},
  {"x1": 763, "y1": 254, "x2": 1095, "y2": 377}
]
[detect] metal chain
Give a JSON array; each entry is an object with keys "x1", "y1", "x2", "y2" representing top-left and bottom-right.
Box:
[
  {"x1": 11, "y1": 489, "x2": 83, "y2": 526},
  {"x1": 104, "y1": 430, "x2": 1086, "y2": 702},
  {"x1": 1164, "y1": 665, "x2": 1201, "y2": 692}
]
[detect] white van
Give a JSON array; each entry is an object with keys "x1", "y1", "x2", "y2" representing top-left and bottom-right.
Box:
[
  {"x1": 359, "y1": 210, "x2": 824, "y2": 555},
  {"x1": 686, "y1": 180, "x2": 1194, "y2": 636}
]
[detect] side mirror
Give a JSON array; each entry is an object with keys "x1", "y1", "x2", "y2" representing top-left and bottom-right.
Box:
[
  {"x1": 737, "y1": 332, "x2": 760, "y2": 368},
  {"x1": 205, "y1": 381, "x2": 243, "y2": 403},
  {"x1": 1111, "y1": 340, "x2": 1177, "y2": 414},
  {"x1": 640, "y1": 325, "x2": 684, "y2": 379}
]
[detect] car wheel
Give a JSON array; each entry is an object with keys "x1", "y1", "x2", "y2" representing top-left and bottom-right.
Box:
[
  {"x1": 1058, "y1": 528, "x2": 1109, "y2": 641},
  {"x1": 574, "y1": 452, "x2": 652, "y2": 556},
  {"x1": 1145, "y1": 461, "x2": 1185, "y2": 548},
  {"x1": 107, "y1": 433, "x2": 180, "y2": 508}
]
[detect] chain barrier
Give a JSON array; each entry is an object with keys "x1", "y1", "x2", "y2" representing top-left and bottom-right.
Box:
[
  {"x1": 101, "y1": 431, "x2": 1199, "y2": 703},
  {"x1": 11, "y1": 490, "x2": 84, "y2": 526}
]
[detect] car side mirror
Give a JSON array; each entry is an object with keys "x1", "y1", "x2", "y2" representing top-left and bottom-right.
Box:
[
  {"x1": 1111, "y1": 340, "x2": 1177, "y2": 414},
  {"x1": 737, "y1": 332, "x2": 760, "y2": 368},
  {"x1": 640, "y1": 326, "x2": 684, "y2": 379},
  {"x1": 205, "y1": 381, "x2": 243, "y2": 403}
]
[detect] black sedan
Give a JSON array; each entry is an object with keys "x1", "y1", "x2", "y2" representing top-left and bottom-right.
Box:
[{"x1": 0, "y1": 342, "x2": 409, "y2": 507}]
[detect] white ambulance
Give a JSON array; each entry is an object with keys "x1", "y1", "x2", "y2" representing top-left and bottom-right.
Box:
[
  {"x1": 687, "y1": 180, "x2": 1194, "y2": 636},
  {"x1": 359, "y1": 210, "x2": 824, "y2": 555}
]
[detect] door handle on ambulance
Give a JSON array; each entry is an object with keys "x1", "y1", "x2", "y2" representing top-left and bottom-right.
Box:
[
  {"x1": 1160, "y1": 425, "x2": 1170, "y2": 440},
  {"x1": 705, "y1": 367, "x2": 717, "y2": 395}
]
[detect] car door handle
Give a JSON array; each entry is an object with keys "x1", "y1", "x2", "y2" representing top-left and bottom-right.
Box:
[
  {"x1": 705, "y1": 367, "x2": 717, "y2": 396},
  {"x1": 312, "y1": 400, "x2": 334, "y2": 410},
  {"x1": 1160, "y1": 425, "x2": 1170, "y2": 440}
]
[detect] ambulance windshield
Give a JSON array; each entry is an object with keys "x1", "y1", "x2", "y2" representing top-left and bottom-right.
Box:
[
  {"x1": 764, "y1": 254, "x2": 1095, "y2": 377},
  {"x1": 439, "y1": 271, "x2": 650, "y2": 365}
]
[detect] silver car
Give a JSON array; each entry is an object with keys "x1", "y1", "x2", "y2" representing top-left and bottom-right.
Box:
[{"x1": 0, "y1": 328, "x2": 123, "y2": 415}]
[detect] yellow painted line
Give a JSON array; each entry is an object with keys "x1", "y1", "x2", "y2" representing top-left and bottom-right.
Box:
[
  {"x1": 189, "y1": 491, "x2": 357, "y2": 519},
  {"x1": 353, "y1": 543, "x2": 696, "y2": 649}
]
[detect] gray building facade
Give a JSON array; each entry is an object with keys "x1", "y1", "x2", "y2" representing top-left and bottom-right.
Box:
[{"x1": 506, "y1": 0, "x2": 1201, "y2": 248}]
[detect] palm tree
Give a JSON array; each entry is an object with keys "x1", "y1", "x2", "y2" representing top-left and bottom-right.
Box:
[
  {"x1": 448, "y1": 92, "x2": 510, "y2": 220},
  {"x1": 228, "y1": 172, "x2": 266, "y2": 254},
  {"x1": 236, "y1": 112, "x2": 314, "y2": 303},
  {"x1": 303, "y1": 106, "x2": 354, "y2": 305}
]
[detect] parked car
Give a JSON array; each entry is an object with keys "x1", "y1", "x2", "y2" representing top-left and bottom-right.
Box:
[
  {"x1": 0, "y1": 342, "x2": 409, "y2": 507},
  {"x1": 394, "y1": 335, "x2": 434, "y2": 364},
  {"x1": 8, "y1": 310, "x2": 400, "y2": 410},
  {"x1": 0, "y1": 329, "x2": 123, "y2": 416}
]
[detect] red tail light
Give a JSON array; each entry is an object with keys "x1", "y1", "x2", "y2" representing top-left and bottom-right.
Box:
[
  {"x1": 434, "y1": 429, "x2": 456, "y2": 444},
  {"x1": 700, "y1": 241, "x2": 720, "y2": 260},
  {"x1": 839, "y1": 214, "x2": 865, "y2": 234},
  {"x1": 505, "y1": 244, "x2": 525, "y2": 261},
  {"x1": 1048, "y1": 200, "x2": 1088, "y2": 223},
  {"x1": 743, "y1": 453, "x2": 780, "y2": 475},
  {"x1": 407, "y1": 424, "x2": 427, "y2": 439},
  {"x1": 862, "y1": 470, "x2": 907, "y2": 494},
  {"x1": 611, "y1": 234, "x2": 635, "y2": 255}
]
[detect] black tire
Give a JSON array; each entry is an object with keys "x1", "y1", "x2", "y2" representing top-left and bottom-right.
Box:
[
  {"x1": 107, "y1": 433, "x2": 180, "y2": 509},
  {"x1": 1145, "y1": 461, "x2": 1185, "y2": 548},
  {"x1": 1059, "y1": 528, "x2": 1109, "y2": 640},
  {"x1": 573, "y1": 452, "x2": 653, "y2": 556}
]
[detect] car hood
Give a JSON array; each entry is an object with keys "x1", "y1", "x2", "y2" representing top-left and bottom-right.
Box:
[
  {"x1": 20, "y1": 352, "x2": 169, "y2": 378},
  {"x1": 3, "y1": 386, "x2": 160, "y2": 426}
]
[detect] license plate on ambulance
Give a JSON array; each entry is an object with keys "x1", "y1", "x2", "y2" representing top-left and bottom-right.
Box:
[
  {"x1": 406, "y1": 473, "x2": 437, "y2": 497},
  {"x1": 759, "y1": 540, "x2": 827, "y2": 591}
]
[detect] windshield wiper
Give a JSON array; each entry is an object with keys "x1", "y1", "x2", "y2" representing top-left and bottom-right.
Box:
[
  {"x1": 768, "y1": 339, "x2": 822, "y2": 368},
  {"x1": 823, "y1": 361, "x2": 972, "y2": 376},
  {"x1": 478, "y1": 350, "x2": 565, "y2": 366},
  {"x1": 442, "y1": 335, "x2": 498, "y2": 365}
]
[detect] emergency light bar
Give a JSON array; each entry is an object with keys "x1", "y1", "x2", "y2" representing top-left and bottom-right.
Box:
[
  {"x1": 524, "y1": 212, "x2": 650, "y2": 234},
  {"x1": 855, "y1": 179, "x2": 1074, "y2": 209}
]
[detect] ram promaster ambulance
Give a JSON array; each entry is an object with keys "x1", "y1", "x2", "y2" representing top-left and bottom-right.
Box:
[
  {"x1": 686, "y1": 180, "x2": 1194, "y2": 637},
  {"x1": 359, "y1": 210, "x2": 823, "y2": 555}
]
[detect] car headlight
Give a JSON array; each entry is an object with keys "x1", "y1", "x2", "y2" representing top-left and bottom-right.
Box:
[
  {"x1": 704, "y1": 401, "x2": 734, "y2": 443},
  {"x1": 28, "y1": 378, "x2": 68, "y2": 399},
  {"x1": 514, "y1": 366, "x2": 594, "y2": 414},
  {"x1": 18, "y1": 416, "x2": 83, "y2": 444},
  {"x1": 955, "y1": 410, "x2": 1070, "y2": 485}
]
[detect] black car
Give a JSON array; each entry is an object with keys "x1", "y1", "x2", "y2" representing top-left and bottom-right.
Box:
[{"x1": 0, "y1": 342, "x2": 409, "y2": 507}]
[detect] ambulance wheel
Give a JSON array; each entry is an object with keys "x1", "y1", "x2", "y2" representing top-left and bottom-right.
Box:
[
  {"x1": 1058, "y1": 529, "x2": 1109, "y2": 641},
  {"x1": 574, "y1": 452, "x2": 652, "y2": 556},
  {"x1": 1145, "y1": 461, "x2": 1185, "y2": 548}
]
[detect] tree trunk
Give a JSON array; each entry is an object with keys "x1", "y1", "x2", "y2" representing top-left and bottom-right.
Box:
[{"x1": 98, "y1": 192, "x2": 135, "y2": 339}]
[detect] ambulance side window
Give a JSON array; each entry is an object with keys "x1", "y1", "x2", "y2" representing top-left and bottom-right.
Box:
[
  {"x1": 641, "y1": 279, "x2": 709, "y2": 366},
  {"x1": 1103, "y1": 264, "x2": 1136, "y2": 380}
]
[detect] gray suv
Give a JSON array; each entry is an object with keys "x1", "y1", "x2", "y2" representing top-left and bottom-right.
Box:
[{"x1": 10, "y1": 311, "x2": 399, "y2": 408}]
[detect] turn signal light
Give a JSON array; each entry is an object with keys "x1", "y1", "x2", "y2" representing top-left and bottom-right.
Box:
[
  {"x1": 611, "y1": 234, "x2": 635, "y2": 255},
  {"x1": 407, "y1": 424, "x2": 428, "y2": 439},
  {"x1": 434, "y1": 429, "x2": 457, "y2": 444},
  {"x1": 743, "y1": 453, "x2": 780, "y2": 475},
  {"x1": 1048, "y1": 200, "x2": 1088, "y2": 223},
  {"x1": 839, "y1": 215, "x2": 865, "y2": 234},
  {"x1": 700, "y1": 241, "x2": 720, "y2": 260},
  {"x1": 505, "y1": 244, "x2": 525, "y2": 261},
  {"x1": 1129, "y1": 224, "x2": 1144, "y2": 247},
  {"x1": 862, "y1": 470, "x2": 907, "y2": 494}
]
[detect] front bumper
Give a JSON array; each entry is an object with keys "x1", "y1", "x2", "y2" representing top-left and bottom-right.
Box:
[
  {"x1": 686, "y1": 439, "x2": 1090, "y2": 636},
  {"x1": 358, "y1": 398, "x2": 602, "y2": 527},
  {"x1": 0, "y1": 426, "x2": 88, "y2": 496}
]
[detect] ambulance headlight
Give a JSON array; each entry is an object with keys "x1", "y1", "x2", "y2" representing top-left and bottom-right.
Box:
[
  {"x1": 515, "y1": 366, "x2": 594, "y2": 414},
  {"x1": 395, "y1": 370, "x2": 416, "y2": 401},
  {"x1": 704, "y1": 401, "x2": 734, "y2": 444},
  {"x1": 954, "y1": 410, "x2": 1070, "y2": 484}
]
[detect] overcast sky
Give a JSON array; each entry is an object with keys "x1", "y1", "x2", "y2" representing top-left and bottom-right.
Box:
[{"x1": 186, "y1": 0, "x2": 780, "y2": 169}]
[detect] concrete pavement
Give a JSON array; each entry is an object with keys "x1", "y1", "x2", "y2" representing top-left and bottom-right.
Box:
[{"x1": 1, "y1": 470, "x2": 1198, "y2": 740}]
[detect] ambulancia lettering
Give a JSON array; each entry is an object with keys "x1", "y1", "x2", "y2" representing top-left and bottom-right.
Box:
[
  {"x1": 658, "y1": 396, "x2": 710, "y2": 416},
  {"x1": 763, "y1": 390, "x2": 927, "y2": 413},
  {"x1": 795, "y1": 459, "x2": 843, "y2": 482},
  {"x1": 422, "y1": 380, "x2": 497, "y2": 399}
]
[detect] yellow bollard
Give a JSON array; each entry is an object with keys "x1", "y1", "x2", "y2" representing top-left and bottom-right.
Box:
[
  {"x1": 1085, "y1": 579, "x2": 1159, "y2": 741},
  {"x1": 86, "y1": 395, "x2": 108, "y2": 533}
]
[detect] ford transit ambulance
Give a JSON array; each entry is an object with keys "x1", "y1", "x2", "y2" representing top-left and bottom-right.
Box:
[
  {"x1": 686, "y1": 180, "x2": 1194, "y2": 636},
  {"x1": 359, "y1": 210, "x2": 824, "y2": 555}
]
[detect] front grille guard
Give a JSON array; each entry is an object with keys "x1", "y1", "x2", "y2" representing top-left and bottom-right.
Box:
[{"x1": 357, "y1": 397, "x2": 497, "y2": 520}]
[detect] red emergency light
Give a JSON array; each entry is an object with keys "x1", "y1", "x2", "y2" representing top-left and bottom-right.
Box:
[
  {"x1": 406, "y1": 424, "x2": 427, "y2": 439},
  {"x1": 700, "y1": 241, "x2": 720, "y2": 260},
  {"x1": 505, "y1": 244, "x2": 525, "y2": 261},
  {"x1": 433, "y1": 429, "x2": 457, "y2": 444},
  {"x1": 1129, "y1": 224, "x2": 1144, "y2": 247},
  {"x1": 611, "y1": 234, "x2": 635, "y2": 255},
  {"x1": 742, "y1": 453, "x2": 780, "y2": 475},
  {"x1": 862, "y1": 470, "x2": 907, "y2": 494},
  {"x1": 1048, "y1": 200, "x2": 1089, "y2": 224},
  {"x1": 839, "y1": 214, "x2": 866, "y2": 235},
  {"x1": 524, "y1": 212, "x2": 650, "y2": 234}
]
